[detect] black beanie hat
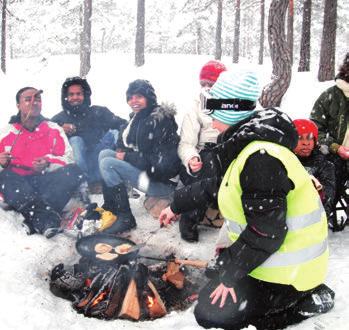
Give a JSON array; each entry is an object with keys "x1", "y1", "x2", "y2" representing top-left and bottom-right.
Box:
[{"x1": 126, "y1": 79, "x2": 157, "y2": 107}]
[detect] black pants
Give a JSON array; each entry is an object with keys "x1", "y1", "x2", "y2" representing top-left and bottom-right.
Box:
[
  {"x1": 194, "y1": 276, "x2": 331, "y2": 330},
  {"x1": 0, "y1": 164, "x2": 84, "y2": 213},
  {"x1": 179, "y1": 150, "x2": 219, "y2": 225}
]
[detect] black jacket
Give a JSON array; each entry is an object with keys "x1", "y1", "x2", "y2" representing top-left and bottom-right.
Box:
[
  {"x1": 51, "y1": 77, "x2": 127, "y2": 149},
  {"x1": 116, "y1": 103, "x2": 181, "y2": 182},
  {"x1": 297, "y1": 147, "x2": 336, "y2": 217},
  {"x1": 170, "y1": 108, "x2": 300, "y2": 287}
]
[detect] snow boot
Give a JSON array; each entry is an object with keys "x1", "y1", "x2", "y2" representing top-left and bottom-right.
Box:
[
  {"x1": 101, "y1": 183, "x2": 136, "y2": 234},
  {"x1": 295, "y1": 284, "x2": 335, "y2": 316},
  {"x1": 20, "y1": 200, "x2": 62, "y2": 238},
  {"x1": 179, "y1": 209, "x2": 205, "y2": 242}
]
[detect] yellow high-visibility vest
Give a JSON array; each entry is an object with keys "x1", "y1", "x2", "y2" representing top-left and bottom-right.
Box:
[{"x1": 218, "y1": 141, "x2": 328, "y2": 291}]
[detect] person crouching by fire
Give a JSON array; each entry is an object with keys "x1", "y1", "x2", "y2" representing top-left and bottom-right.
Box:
[
  {"x1": 0, "y1": 87, "x2": 84, "y2": 238},
  {"x1": 159, "y1": 70, "x2": 334, "y2": 329}
]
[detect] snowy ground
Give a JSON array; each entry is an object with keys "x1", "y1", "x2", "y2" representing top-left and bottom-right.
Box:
[{"x1": 0, "y1": 53, "x2": 348, "y2": 329}]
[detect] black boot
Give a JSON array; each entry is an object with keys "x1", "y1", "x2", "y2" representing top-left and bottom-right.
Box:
[
  {"x1": 179, "y1": 209, "x2": 205, "y2": 242},
  {"x1": 295, "y1": 284, "x2": 335, "y2": 316},
  {"x1": 19, "y1": 200, "x2": 62, "y2": 238},
  {"x1": 101, "y1": 183, "x2": 136, "y2": 234}
]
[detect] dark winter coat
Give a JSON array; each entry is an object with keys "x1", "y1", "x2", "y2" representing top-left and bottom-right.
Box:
[
  {"x1": 116, "y1": 103, "x2": 181, "y2": 183},
  {"x1": 296, "y1": 147, "x2": 336, "y2": 217},
  {"x1": 170, "y1": 108, "x2": 300, "y2": 287},
  {"x1": 310, "y1": 84, "x2": 349, "y2": 154},
  {"x1": 51, "y1": 77, "x2": 127, "y2": 149}
]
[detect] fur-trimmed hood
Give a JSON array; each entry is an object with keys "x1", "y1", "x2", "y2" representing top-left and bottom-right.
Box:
[
  {"x1": 336, "y1": 79, "x2": 349, "y2": 98},
  {"x1": 150, "y1": 102, "x2": 177, "y2": 121}
]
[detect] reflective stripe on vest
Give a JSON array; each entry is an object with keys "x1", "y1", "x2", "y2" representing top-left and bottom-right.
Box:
[{"x1": 225, "y1": 199, "x2": 324, "y2": 235}]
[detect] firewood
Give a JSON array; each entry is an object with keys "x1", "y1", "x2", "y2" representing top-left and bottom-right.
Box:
[
  {"x1": 118, "y1": 278, "x2": 141, "y2": 320},
  {"x1": 105, "y1": 267, "x2": 129, "y2": 319},
  {"x1": 162, "y1": 262, "x2": 185, "y2": 289},
  {"x1": 147, "y1": 280, "x2": 167, "y2": 318}
]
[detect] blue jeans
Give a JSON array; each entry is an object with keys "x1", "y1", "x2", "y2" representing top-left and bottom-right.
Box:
[
  {"x1": 70, "y1": 130, "x2": 118, "y2": 184},
  {"x1": 99, "y1": 149, "x2": 175, "y2": 197}
]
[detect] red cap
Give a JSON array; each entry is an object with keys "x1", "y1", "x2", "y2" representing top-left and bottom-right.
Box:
[
  {"x1": 199, "y1": 60, "x2": 227, "y2": 84},
  {"x1": 293, "y1": 119, "x2": 318, "y2": 143}
]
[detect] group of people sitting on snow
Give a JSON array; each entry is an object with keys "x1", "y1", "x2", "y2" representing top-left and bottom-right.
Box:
[{"x1": 2, "y1": 53, "x2": 349, "y2": 329}]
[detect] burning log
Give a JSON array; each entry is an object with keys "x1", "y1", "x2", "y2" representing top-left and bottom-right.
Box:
[
  {"x1": 162, "y1": 262, "x2": 185, "y2": 289},
  {"x1": 147, "y1": 280, "x2": 167, "y2": 319},
  {"x1": 104, "y1": 266, "x2": 130, "y2": 319},
  {"x1": 118, "y1": 278, "x2": 141, "y2": 320}
]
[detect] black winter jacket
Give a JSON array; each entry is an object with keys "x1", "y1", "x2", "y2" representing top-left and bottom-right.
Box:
[
  {"x1": 170, "y1": 108, "x2": 301, "y2": 287},
  {"x1": 52, "y1": 106, "x2": 127, "y2": 149},
  {"x1": 297, "y1": 147, "x2": 336, "y2": 217},
  {"x1": 51, "y1": 77, "x2": 127, "y2": 149},
  {"x1": 116, "y1": 103, "x2": 181, "y2": 183}
]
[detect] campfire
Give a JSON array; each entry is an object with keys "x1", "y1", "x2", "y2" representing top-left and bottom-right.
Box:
[{"x1": 50, "y1": 234, "x2": 205, "y2": 321}]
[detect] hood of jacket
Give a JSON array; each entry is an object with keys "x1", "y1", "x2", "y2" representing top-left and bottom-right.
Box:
[
  {"x1": 150, "y1": 102, "x2": 177, "y2": 121},
  {"x1": 213, "y1": 107, "x2": 298, "y2": 171},
  {"x1": 61, "y1": 77, "x2": 92, "y2": 116},
  {"x1": 336, "y1": 79, "x2": 349, "y2": 98}
]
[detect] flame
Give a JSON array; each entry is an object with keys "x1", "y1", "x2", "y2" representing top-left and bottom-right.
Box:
[
  {"x1": 91, "y1": 291, "x2": 107, "y2": 307},
  {"x1": 85, "y1": 278, "x2": 92, "y2": 287},
  {"x1": 147, "y1": 295, "x2": 155, "y2": 308}
]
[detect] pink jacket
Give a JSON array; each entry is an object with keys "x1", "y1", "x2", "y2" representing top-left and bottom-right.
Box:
[{"x1": 0, "y1": 118, "x2": 74, "y2": 176}]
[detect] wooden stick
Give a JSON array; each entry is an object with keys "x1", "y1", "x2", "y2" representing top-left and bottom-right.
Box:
[{"x1": 174, "y1": 259, "x2": 208, "y2": 268}]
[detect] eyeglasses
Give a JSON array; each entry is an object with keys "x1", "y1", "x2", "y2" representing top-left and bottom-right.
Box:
[{"x1": 200, "y1": 89, "x2": 257, "y2": 115}]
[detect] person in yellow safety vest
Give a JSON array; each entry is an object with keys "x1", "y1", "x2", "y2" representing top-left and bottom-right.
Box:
[{"x1": 159, "y1": 70, "x2": 335, "y2": 329}]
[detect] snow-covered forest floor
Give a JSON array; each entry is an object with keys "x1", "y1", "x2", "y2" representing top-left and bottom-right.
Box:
[{"x1": 0, "y1": 53, "x2": 348, "y2": 329}]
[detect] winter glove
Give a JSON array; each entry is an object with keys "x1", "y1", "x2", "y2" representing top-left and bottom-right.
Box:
[{"x1": 81, "y1": 203, "x2": 118, "y2": 231}]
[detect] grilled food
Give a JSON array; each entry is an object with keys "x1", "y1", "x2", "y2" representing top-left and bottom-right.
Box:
[
  {"x1": 94, "y1": 243, "x2": 113, "y2": 254},
  {"x1": 114, "y1": 243, "x2": 133, "y2": 254},
  {"x1": 96, "y1": 252, "x2": 119, "y2": 260}
]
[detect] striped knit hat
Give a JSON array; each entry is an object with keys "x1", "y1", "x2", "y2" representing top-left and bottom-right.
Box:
[{"x1": 208, "y1": 70, "x2": 260, "y2": 126}]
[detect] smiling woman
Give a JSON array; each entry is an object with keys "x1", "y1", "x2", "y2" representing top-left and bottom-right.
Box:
[{"x1": 97, "y1": 79, "x2": 181, "y2": 234}]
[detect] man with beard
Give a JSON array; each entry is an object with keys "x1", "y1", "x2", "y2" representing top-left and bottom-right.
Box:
[
  {"x1": 52, "y1": 77, "x2": 127, "y2": 193},
  {"x1": 0, "y1": 87, "x2": 84, "y2": 238},
  {"x1": 160, "y1": 70, "x2": 334, "y2": 329}
]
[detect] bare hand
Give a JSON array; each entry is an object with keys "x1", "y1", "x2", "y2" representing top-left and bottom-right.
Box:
[
  {"x1": 116, "y1": 151, "x2": 126, "y2": 160},
  {"x1": 62, "y1": 123, "x2": 76, "y2": 136},
  {"x1": 0, "y1": 152, "x2": 11, "y2": 167},
  {"x1": 159, "y1": 206, "x2": 178, "y2": 226},
  {"x1": 32, "y1": 157, "x2": 49, "y2": 173},
  {"x1": 188, "y1": 157, "x2": 203, "y2": 173},
  {"x1": 210, "y1": 283, "x2": 237, "y2": 308},
  {"x1": 337, "y1": 145, "x2": 349, "y2": 160}
]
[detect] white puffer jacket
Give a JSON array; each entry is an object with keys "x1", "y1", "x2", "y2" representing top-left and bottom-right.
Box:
[{"x1": 178, "y1": 97, "x2": 220, "y2": 174}]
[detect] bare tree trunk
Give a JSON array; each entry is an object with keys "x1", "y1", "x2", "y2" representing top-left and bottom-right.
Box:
[
  {"x1": 196, "y1": 24, "x2": 202, "y2": 55},
  {"x1": 258, "y1": 0, "x2": 265, "y2": 65},
  {"x1": 298, "y1": 0, "x2": 312, "y2": 72},
  {"x1": 1, "y1": 0, "x2": 7, "y2": 74},
  {"x1": 232, "y1": 0, "x2": 240, "y2": 63},
  {"x1": 259, "y1": 0, "x2": 291, "y2": 108},
  {"x1": 215, "y1": 0, "x2": 223, "y2": 60},
  {"x1": 135, "y1": 0, "x2": 145, "y2": 67},
  {"x1": 80, "y1": 0, "x2": 92, "y2": 77},
  {"x1": 287, "y1": 0, "x2": 294, "y2": 65},
  {"x1": 318, "y1": 0, "x2": 337, "y2": 82},
  {"x1": 101, "y1": 28, "x2": 106, "y2": 53}
]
